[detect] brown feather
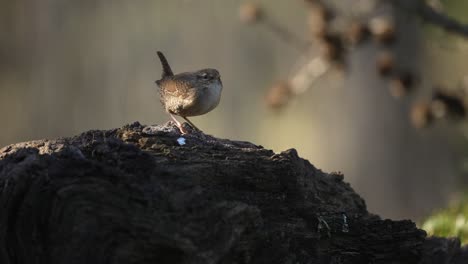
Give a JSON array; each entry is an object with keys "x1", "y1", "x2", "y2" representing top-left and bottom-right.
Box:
[{"x1": 156, "y1": 51, "x2": 174, "y2": 78}]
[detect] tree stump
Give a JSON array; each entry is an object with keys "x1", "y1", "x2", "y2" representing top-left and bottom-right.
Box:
[{"x1": 0, "y1": 122, "x2": 466, "y2": 263}]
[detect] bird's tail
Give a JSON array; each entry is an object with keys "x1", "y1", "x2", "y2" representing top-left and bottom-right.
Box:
[{"x1": 157, "y1": 51, "x2": 174, "y2": 78}]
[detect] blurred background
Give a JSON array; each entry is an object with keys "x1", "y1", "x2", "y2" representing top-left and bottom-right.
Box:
[{"x1": 1, "y1": 0, "x2": 468, "y2": 229}]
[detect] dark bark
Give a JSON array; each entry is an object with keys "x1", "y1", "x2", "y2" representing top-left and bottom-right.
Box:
[{"x1": 0, "y1": 122, "x2": 466, "y2": 263}]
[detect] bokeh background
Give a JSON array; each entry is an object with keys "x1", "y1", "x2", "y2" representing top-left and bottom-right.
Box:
[{"x1": 1, "y1": 0, "x2": 468, "y2": 222}]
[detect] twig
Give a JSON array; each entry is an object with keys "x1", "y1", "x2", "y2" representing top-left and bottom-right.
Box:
[{"x1": 392, "y1": 0, "x2": 468, "y2": 39}]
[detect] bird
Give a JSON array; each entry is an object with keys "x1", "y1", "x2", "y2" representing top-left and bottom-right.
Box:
[{"x1": 155, "y1": 51, "x2": 223, "y2": 134}]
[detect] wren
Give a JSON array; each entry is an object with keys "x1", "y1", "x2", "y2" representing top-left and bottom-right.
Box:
[{"x1": 155, "y1": 51, "x2": 223, "y2": 134}]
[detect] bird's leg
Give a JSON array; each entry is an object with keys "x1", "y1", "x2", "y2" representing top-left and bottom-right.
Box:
[
  {"x1": 182, "y1": 116, "x2": 201, "y2": 131},
  {"x1": 170, "y1": 114, "x2": 188, "y2": 134}
]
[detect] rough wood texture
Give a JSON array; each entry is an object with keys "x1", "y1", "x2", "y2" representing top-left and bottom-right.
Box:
[{"x1": 0, "y1": 122, "x2": 466, "y2": 263}]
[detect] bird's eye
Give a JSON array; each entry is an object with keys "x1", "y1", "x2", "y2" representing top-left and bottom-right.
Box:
[{"x1": 199, "y1": 72, "x2": 209, "y2": 79}]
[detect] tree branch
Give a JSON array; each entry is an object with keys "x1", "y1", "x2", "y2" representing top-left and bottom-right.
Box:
[{"x1": 394, "y1": 0, "x2": 468, "y2": 39}]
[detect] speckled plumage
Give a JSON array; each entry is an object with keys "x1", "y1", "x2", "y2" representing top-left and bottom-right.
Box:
[
  {"x1": 155, "y1": 51, "x2": 223, "y2": 133},
  {"x1": 156, "y1": 69, "x2": 222, "y2": 116}
]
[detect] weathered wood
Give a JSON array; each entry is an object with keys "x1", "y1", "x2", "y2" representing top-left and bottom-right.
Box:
[{"x1": 0, "y1": 122, "x2": 465, "y2": 263}]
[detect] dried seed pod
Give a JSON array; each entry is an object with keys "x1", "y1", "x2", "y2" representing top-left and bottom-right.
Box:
[
  {"x1": 389, "y1": 72, "x2": 415, "y2": 98},
  {"x1": 265, "y1": 80, "x2": 293, "y2": 109},
  {"x1": 306, "y1": 1, "x2": 333, "y2": 20},
  {"x1": 376, "y1": 51, "x2": 394, "y2": 76},
  {"x1": 318, "y1": 33, "x2": 344, "y2": 62},
  {"x1": 410, "y1": 101, "x2": 433, "y2": 128},
  {"x1": 431, "y1": 90, "x2": 466, "y2": 119},
  {"x1": 239, "y1": 3, "x2": 262, "y2": 24},
  {"x1": 430, "y1": 99, "x2": 447, "y2": 119},
  {"x1": 346, "y1": 21, "x2": 370, "y2": 45},
  {"x1": 307, "y1": 3, "x2": 333, "y2": 38},
  {"x1": 308, "y1": 12, "x2": 328, "y2": 38},
  {"x1": 369, "y1": 17, "x2": 395, "y2": 44}
]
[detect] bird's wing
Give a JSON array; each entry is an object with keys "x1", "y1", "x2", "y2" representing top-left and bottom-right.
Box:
[{"x1": 159, "y1": 77, "x2": 195, "y2": 100}]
